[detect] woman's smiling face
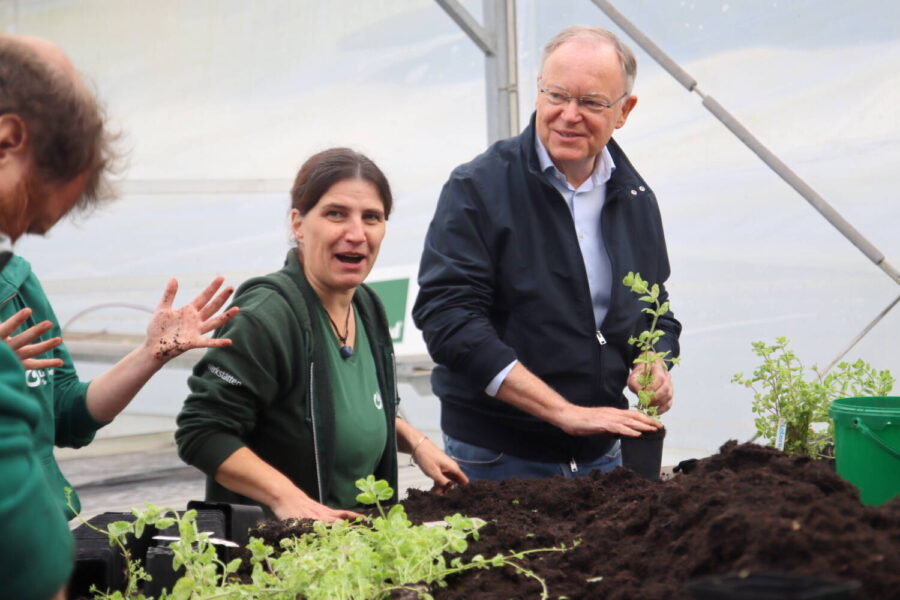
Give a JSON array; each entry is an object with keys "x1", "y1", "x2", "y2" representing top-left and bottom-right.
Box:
[{"x1": 291, "y1": 177, "x2": 386, "y2": 299}]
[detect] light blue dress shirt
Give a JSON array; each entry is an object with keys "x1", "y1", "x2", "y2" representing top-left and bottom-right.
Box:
[{"x1": 485, "y1": 134, "x2": 615, "y2": 396}]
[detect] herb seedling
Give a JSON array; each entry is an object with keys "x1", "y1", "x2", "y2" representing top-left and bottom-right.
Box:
[
  {"x1": 79, "y1": 477, "x2": 571, "y2": 600},
  {"x1": 732, "y1": 337, "x2": 894, "y2": 457},
  {"x1": 622, "y1": 272, "x2": 679, "y2": 417},
  {"x1": 68, "y1": 488, "x2": 183, "y2": 600}
]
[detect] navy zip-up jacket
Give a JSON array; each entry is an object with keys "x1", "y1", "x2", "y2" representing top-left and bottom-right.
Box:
[{"x1": 413, "y1": 115, "x2": 681, "y2": 462}]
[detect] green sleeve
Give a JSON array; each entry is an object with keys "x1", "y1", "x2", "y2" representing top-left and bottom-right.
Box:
[
  {"x1": 21, "y1": 267, "x2": 100, "y2": 447},
  {"x1": 52, "y1": 336, "x2": 100, "y2": 448},
  {"x1": 0, "y1": 344, "x2": 73, "y2": 600},
  {"x1": 176, "y1": 289, "x2": 299, "y2": 476}
]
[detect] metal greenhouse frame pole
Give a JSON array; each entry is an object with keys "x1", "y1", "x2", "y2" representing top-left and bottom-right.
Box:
[{"x1": 435, "y1": 0, "x2": 519, "y2": 144}]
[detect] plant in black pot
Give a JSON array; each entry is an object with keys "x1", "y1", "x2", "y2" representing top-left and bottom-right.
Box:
[{"x1": 620, "y1": 272, "x2": 679, "y2": 480}]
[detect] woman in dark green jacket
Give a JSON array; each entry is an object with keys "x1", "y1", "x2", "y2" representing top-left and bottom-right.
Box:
[{"x1": 176, "y1": 148, "x2": 467, "y2": 521}]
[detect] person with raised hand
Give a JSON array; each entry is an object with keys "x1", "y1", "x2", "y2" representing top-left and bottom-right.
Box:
[
  {"x1": 0, "y1": 34, "x2": 239, "y2": 519},
  {"x1": 0, "y1": 33, "x2": 238, "y2": 599}
]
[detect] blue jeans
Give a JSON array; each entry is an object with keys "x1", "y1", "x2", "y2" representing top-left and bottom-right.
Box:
[{"x1": 443, "y1": 434, "x2": 622, "y2": 482}]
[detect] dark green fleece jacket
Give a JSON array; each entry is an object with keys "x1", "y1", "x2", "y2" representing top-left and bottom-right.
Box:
[
  {"x1": 175, "y1": 251, "x2": 399, "y2": 514},
  {"x1": 0, "y1": 255, "x2": 102, "y2": 519},
  {"x1": 0, "y1": 250, "x2": 74, "y2": 600}
]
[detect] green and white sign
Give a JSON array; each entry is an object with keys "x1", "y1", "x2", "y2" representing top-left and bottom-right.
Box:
[{"x1": 368, "y1": 278, "x2": 409, "y2": 343}]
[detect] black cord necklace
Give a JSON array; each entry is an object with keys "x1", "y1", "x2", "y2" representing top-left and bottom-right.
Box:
[{"x1": 326, "y1": 304, "x2": 354, "y2": 359}]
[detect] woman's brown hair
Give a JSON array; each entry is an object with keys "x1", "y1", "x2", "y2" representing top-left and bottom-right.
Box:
[{"x1": 290, "y1": 147, "x2": 392, "y2": 217}]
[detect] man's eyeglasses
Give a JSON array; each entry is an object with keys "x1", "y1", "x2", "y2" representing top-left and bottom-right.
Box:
[{"x1": 539, "y1": 85, "x2": 629, "y2": 113}]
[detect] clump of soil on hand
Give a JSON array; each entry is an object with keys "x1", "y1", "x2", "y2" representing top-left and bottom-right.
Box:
[
  {"x1": 249, "y1": 517, "x2": 318, "y2": 547},
  {"x1": 395, "y1": 441, "x2": 900, "y2": 600}
]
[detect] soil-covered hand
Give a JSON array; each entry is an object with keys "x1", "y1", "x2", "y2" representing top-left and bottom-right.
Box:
[
  {"x1": 0, "y1": 307, "x2": 63, "y2": 370},
  {"x1": 627, "y1": 358, "x2": 673, "y2": 414},
  {"x1": 412, "y1": 438, "x2": 469, "y2": 492},
  {"x1": 145, "y1": 277, "x2": 239, "y2": 362}
]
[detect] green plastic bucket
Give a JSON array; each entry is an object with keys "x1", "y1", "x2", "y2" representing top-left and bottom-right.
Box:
[{"x1": 829, "y1": 396, "x2": 900, "y2": 506}]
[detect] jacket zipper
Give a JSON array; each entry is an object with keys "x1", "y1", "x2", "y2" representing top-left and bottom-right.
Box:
[
  {"x1": 0, "y1": 290, "x2": 18, "y2": 309},
  {"x1": 389, "y1": 351, "x2": 399, "y2": 456},
  {"x1": 551, "y1": 177, "x2": 610, "y2": 409},
  {"x1": 596, "y1": 189, "x2": 624, "y2": 394},
  {"x1": 308, "y1": 362, "x2": 324, "y2": 503},
  {"x1": 390, "y1": 351, "x2": 398, "y2": 409}
]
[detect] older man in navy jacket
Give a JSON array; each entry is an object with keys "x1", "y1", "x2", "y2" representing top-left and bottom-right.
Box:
[{"x1": 414, "y1": 26, "x2": 681, "y2": 481}]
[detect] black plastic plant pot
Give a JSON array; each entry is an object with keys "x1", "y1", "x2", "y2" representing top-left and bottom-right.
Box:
[
  {"x1": 144, "y1": 546, "x2": 185, "y2": 599},
  {"x1": 620, "y1": 426, "x2": 666, "y2": 481},
  {"x1": 685, "y1": 571, "x2": 861, "y2": 600},
  {"x1": 69, "y1": 512, "x2": 156, "y2": 598},
  {"x1": 187, "y1": 500, "x2": 265, "y2": 547}
]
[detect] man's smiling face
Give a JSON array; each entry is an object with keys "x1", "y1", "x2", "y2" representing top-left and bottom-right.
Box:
[{"x1": 535, "y1": 39, "x2": 636, "y2": 183}]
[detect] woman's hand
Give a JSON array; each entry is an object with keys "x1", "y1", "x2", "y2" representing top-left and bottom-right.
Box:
[
  {"x1": 271, "y1": 492, "x2": 362, "y2": 523},
  {"x1": 411, "y1": 437, "x2": 469, "y2": 493},
  {"x1": 215, "y1": 447, "x2": 361, "y2": 524},
  {"x1": 0, "y1": 307, "x2": 63, "y2": 370},
  {"x1": 145, "y1": 277, "x2": 239, "y2": 362}
]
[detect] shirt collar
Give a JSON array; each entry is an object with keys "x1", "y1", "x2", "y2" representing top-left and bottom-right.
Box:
[{"x1": 534, "y1": 132, "x2": 615, "y2": 190}]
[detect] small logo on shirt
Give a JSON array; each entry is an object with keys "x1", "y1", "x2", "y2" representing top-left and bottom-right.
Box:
[
  {"x1": 373, "y1": 392, "x2": 383, "y2": 410},
  {"x1": 25, "y1": 369, "x2": 51, "y2": 388},
  {"x1": 208, "y1": 364, "x2": 242, "y2": 386}
]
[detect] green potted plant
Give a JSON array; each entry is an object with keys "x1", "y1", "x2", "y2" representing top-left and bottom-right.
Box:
[
  {"x1": 732, "y1": 337, "x2": 894, "y2": 458},
  {"x1": 620, "y1": 272, "x2": 680, "y2": 480}
]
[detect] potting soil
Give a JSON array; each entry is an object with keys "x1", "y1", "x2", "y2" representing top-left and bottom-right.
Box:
[
  {"x1": 388, "y1": 441, "x2": 900, "y2": 599},
  {"x1": 187, "y1": 441, "x2": 900, "y2": 599}
]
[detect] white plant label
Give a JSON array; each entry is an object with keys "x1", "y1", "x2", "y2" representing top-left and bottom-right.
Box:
[{"x1": 775, "y1": 418, "x2": 787, "y2": 451}]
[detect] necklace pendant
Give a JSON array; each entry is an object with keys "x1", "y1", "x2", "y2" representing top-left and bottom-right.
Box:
[{"x1": 339, "y1": 345, "x2": 354, "y2": 359}]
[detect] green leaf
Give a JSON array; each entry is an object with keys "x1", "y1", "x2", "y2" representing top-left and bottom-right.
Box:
[
  {"x1": 225, "y1": 557, "x2": 242, "y2": 575},
  {"x1": 171, "y1": 576, "x2": 195, "y2": 600},
  {"x1": 356, "y1": 490, "x2": 376, "y2": 505},
  {"x1": 107, "y1": 521, "x2": 133, "y2": 538}
]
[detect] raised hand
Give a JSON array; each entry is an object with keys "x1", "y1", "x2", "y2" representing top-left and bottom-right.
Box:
[
  {"x1": 145, "y1": 277, "x2": 239, "y2": 362},
  {"x1": 0, "y1": 307, "x2": 63, "y2": 369}
]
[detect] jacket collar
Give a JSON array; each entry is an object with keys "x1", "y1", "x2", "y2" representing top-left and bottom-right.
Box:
[
  {"x1": 280, "y1": 248, "x2": 391, "y2": 347},
  {"x1": 0, "y1": 253, "x2": 29, "y2": 301},
  {"x1": 518, "y1": 111, "x2": 647, "y2": 197},
  {"x1": 534, "y1": 131, "x2": 615, "y2": 190}
]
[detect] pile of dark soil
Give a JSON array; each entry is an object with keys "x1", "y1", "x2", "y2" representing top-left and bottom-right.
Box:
[{"x1": 392, "y1": 441, "x2": 900, "y2": 600}]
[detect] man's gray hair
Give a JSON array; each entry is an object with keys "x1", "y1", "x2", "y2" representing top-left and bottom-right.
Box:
[{"x1": 540, "y1": 26, "x2": 637, "y2": 94}]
